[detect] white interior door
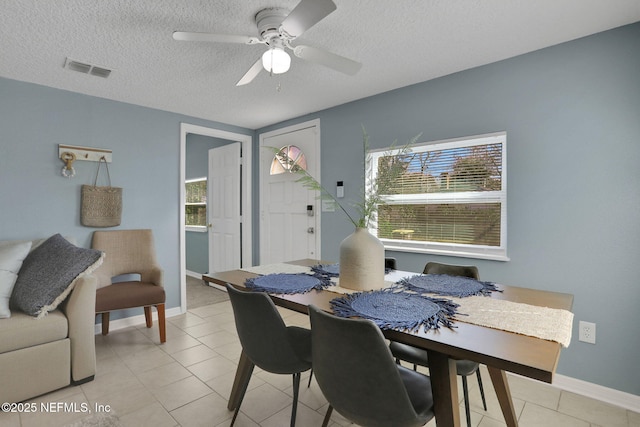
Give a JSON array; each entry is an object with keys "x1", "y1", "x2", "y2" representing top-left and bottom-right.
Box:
[
  {"x1": 208, "y1": 142, "x2": 241, "y2": 273},
  {"x1": 260, "y1": 120, "x2": 321, "y2": 264}
]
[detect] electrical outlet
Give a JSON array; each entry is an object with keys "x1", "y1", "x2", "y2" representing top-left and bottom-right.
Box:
[{"x1": 579, "y1": 321, "x2": 596, "y2": 344}]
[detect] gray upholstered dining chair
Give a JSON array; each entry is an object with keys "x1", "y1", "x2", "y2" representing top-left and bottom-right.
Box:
[
  {"x1": 226, "y1": 284, "x2": 311, "y2": 427},
  {"x1": 309, "y1": 304, "x2": 435, "y2": 427},
  {"x1": 421, "y1": 261, "x2": 479, "y2": 279},
  {"x1": 389, "y1": 261, "x2": 487, "y2": 427},
  {"x1": 384, "y1": 256, "x2": 397, "y2": 270}
]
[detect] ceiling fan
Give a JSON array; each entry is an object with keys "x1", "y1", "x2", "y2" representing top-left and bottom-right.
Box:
[{"x1": 173, "y1": 0, "x2": 362, "y2": 86}]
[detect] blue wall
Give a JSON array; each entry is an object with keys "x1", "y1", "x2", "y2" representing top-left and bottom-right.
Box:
[
  {"x1": 258, "y1": 23, "x2": 640, "y2": 395},
  {"x1": 0, "y1": 78, "x2": 253, "y2": 320}
]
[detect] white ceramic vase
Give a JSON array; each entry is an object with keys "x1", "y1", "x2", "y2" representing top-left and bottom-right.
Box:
[{"x1": 339, "y1": 227, "x2": 385, "y2": 291}]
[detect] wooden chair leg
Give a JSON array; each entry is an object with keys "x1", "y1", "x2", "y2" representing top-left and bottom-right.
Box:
[
  {"x1": 144, "y1": 306, "x2": 153, "y2": 328},
  {"x1": 101, "y1": 312, "x2": 110, "y2": 335},
  {"x1": 157, "y1": 303, "x2": 166, "y2": 343}
]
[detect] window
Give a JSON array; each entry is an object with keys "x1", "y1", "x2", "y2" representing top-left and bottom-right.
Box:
[
  {"x1": 185, "y1": 177, "x2": 207, "y2": 232},
  {"x1": 369, "y1": 132, "x2": 507, "y2": 261}
]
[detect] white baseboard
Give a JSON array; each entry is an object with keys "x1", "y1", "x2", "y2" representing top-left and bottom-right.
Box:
[
  {"x1": 552, "y1": 374, "x2": 640, "y2": 413},
  {"x1": 186, "y1": 270, "x2": 202, "y2": 279},
  {"x1": 94, "y1": 306, "x2": 184, "y2": 335}
]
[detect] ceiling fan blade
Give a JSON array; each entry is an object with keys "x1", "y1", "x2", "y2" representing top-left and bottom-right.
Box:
[
  {"x1": 236, "y1": 58, "x2": 263, "y2": 86},
  {"x1": 280, "y1": 0, "x2": 337, "y2": 38},
  {"x1": 173, "y1": 31, "x2": 260, "y2": 45},
  {"x1": 293, "y1": 45, "x2": 361, "y2": 75}
]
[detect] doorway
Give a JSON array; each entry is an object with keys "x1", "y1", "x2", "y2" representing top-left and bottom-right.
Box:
[{"x1": 179, "y1": 123, "x2": 252, "y2": 313}]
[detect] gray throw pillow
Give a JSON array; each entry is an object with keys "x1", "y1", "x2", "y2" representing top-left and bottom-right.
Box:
[{"x1": 10, "y1": 234, "x2": 104, "y2": 318}]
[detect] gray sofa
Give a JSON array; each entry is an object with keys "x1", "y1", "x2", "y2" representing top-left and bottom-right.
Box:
[{"x1": 0, "y1": 237, "x2": 97, "y2": 403}]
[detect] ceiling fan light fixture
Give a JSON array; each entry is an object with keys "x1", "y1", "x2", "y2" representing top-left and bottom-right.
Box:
[{"x1": 262, "y1": 47, "x2": 291, "y2": 74}]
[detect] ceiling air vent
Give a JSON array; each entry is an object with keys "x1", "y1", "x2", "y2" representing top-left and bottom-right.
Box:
[
  {"x1": 64, "y1": 58, "x2": 112, "y2": 78},
  {"x1": 89, "y1": 66, "x2": 112, "y2": 78}
]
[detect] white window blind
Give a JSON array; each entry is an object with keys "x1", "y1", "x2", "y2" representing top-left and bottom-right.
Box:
[{"x1": 369, "y1": 132, "x2": 508, "y2": 261}]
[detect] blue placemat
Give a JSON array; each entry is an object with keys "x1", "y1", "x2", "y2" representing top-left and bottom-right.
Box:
[
  {"x1": 311, "y1": 263, "x2": 393, "y2": 277},
  {"x1": 245, "y1": 273, "x2": 332, "y2": 294},
  {"x1": 311, "y1": 263, "x2": 340, "y2": 277},
  {"x1": 330, "y1": 289, "x2": 458, "y2": 332},
  {"x1": 397, "y1": 274, "x2": 501, "y2": 297}
]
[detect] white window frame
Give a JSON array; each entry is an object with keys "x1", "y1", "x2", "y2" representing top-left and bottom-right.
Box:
[
  {"x1": 185, "y1": 177, "x2": 208, "y2": 233},
  {"x1": 368, "y1": 132, "x2": 508, "y2": 261}
]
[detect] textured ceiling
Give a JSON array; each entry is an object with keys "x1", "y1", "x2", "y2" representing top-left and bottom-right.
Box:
[{"x1": 1, "y1": 1, "x2": 639, "y2": 129}]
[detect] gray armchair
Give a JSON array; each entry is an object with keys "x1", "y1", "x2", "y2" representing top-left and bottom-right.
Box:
[{"x1": 92, "y1": 229, "x2": 166, "y2": 343}]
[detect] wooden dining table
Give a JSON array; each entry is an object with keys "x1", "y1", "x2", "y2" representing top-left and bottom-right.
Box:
[{"x1": 203, "y1": 259, "x2": 573, "y2": 427}]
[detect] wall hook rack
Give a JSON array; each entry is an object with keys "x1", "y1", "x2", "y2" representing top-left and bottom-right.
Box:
[
  {"x1": 58, "y1": 144, "x2": 112, "y2": 178},
  {"x1": 58, "y1": 144, "x2": 112, "y2": 163}
]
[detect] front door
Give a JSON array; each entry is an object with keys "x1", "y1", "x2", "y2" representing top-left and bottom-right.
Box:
[{"x1": 259, "y1": 120, "x2": 321, "y2": 264}]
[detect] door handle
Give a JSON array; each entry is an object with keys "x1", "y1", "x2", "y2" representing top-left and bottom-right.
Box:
[{"x1": 307, "y1": 227, "x2": 314, "y2": 234}]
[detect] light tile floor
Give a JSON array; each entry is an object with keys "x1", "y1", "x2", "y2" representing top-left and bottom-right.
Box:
[{"x1": 2, "y1": 299, "x2": 639, "y2": 427}]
